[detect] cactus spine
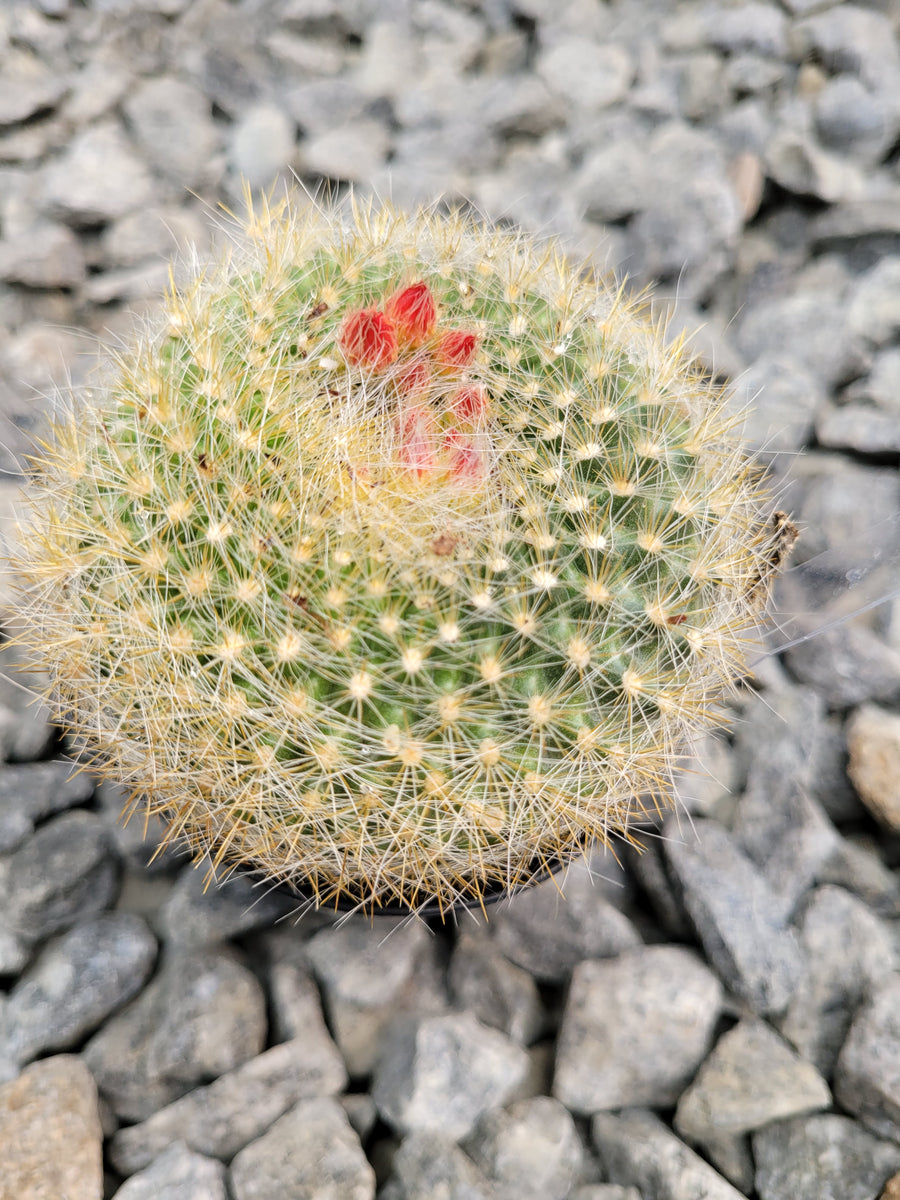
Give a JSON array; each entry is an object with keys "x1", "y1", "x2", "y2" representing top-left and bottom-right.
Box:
[{"x1": 12, "y1": 196, "x2": 778, "y2": 913}]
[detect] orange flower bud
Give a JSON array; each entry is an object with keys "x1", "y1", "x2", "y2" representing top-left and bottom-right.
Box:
[
  {"x1": 338, "y1": 309, "x2": 398, "y2": 369},
  {"x1": 434, "y1": 329, "x2": 478, "y2": 370},
  {"x1": 385, "y1": 282, "x2": 437, "y2": 346}
]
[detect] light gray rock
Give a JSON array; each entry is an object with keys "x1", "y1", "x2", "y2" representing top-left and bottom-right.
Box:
[
  {"x1": 592, "y1": 1110, "x2": 747, "y2": 1200},
  {"x1": 765, "y1": 128, "x2": 866, "y2": 204},
  {"x1": 814, "y1": 76, "x2": 898, "y2": 165},
  {"x1": 779, "y1": 885, "x2": 896, "y2": 1075},
  {"x1": 284, "y1": 76, "x2": 370, "y2": 135},
  {"x1": 387, "y1": 1131, "x2": 497, "y2": 1200},
  {"x1": 1, "y1": 810, "x2": 117, "y2": 940},
  {"x1": 306, "y1": 915, "x2": 447, "y2": 1076},
  {"x1": 730, "y1": 357, "x2": 822, "y2": 460},
  {"x1": 784, "y1": 622, "x2": 900, "y2": 708},
  {"x1": 753, "y1": 1113, "x2": 900, "y2": 1200},
  {"x1": 230, "y1": 1099, "x2": 375, "y2": 1200},
  {"x1": 664, "y1": 819, "x2": 805, "y2": 1015},
  {"x1": 536, "y1": 38, "x2": 633, "y2": 111},
  {"x1": 553, "y1": 947, "x2": 722, "y2": 1114},
  {"x1": 704, "y1": 2, "x2": 788, "y2": 56},
  {"x1": 792, "y1": 7, "x2": 900, "y2": 88},
  {"x1": 0, "y1": 1056, "x2": 103, "y2": 1200},
  {"x1": 0, "y1": 760, "x2": 94, "y2": 854},
  {"x1": 84, "y1": 946, "x2": 267, "y2": 1121},
  {"x1": 0, "y1": 914, "x2": 156, "y2": 1078},
  {"x1": 99, "y1": 205, "x2": 209, "y2": 268},
  {"x1": 848, "y1": 256, "x2": 900, "y2": 348},
  {"x1": 0, "y1": 49, "x2": 69, "y2": 126},
  {"x1": 819, "y1": 835, "x2": 900, "y2": 919},
  {"x1": 41, "y1": 121, "x2": 157, "y2": 226},
  {"x1": 111, "y1": 1141, "x2": 227, "y2": 1200},
  {"x1": 675, "y1": 1019, "x2": 830, "y2": 1153},
  {"x1": 817, "y1": 404, "x2": 900, "y2": 456},
  {"x1": 299, "y1": 118, "x2": 390, "y2": 182},
  {"x1": 159, "y1": 864, "x2": 293, "y2": 946},
  {"x1": 122, "y1": 77, "x2": 221, "y2": 189},
  {"x1": 372, "y1": 1012, "x2": 529, "y2": 1139},
  {"x1": 847, "y1": 704, "x2": 900, "y2": 832},
  {"x1": 229, "y1": 104, "x2": 297, "y2": 188},
  {"x1": 846, "y1": 347, "x2": 900, "y2": 413},
  {"x1": 0, "y1": 222, "x2": 86, "y2": 289},
  {"x1": 449, "y1": 926, "x2": 544, "y2": 1045},
  {"x1": 492, "y1": 855, "x2": 641, "y2": 984},
  {"x1": 571, "y1": 1189, "x2": 643, "y2": 1200},
  {"x1": 834, "y1": 975, "x2": 900, "y2": 1142},
  {"x1": 464, "y1": 1096, "x2": 583, "y2": 1200},
  {"x1": 735, "y1": 289, "x2": 865, "y2": 390},
  {"x1": 109, "y1": 1034, "x2": 347, "y2": 1174},
  {"x1": 575, "y1": 134, "x2": 651, "y2": 224},
  {"x1": 81, "y1": 261, "x2": 170, "y2": 305}
]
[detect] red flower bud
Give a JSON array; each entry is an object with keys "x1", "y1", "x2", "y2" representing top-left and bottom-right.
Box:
[
  {"x1": 338, "y1": 309, "x2": 398, "y2": 370},
  {"x1": 444, "y1": 427, "x2": 487, "y2": 485},
  {"x1": 385, "y1": 282, "x2": 437, "y2": 346},
  {"x1": 394, "y1": 358, "x2": 433, "y2": 399},
  {"x1": 449, "y1": 385, "x2": 489, "y2": 422},
  {"x1": 396, "y1": 406, "x2": 437, "y2": 480},
  {"x1": 434, "y1": 329, "x2": 478, "y2": 370}
]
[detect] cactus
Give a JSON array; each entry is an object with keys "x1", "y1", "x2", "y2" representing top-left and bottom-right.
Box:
[{"x1": 11, "y1": 195, "x2": 782, "y2": 914}]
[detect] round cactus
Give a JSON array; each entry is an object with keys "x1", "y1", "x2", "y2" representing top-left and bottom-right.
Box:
[{"x1": 12, "y1": 196, "x2": 783, "y2": 914}]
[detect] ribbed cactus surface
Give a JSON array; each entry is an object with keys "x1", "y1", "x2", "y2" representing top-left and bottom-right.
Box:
[{"x1": 13, "y1": 198, "x2": 778, "y2": 913}]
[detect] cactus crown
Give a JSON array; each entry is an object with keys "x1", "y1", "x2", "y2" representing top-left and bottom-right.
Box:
[{"x1": 13, "y1": 195, "x2": 777, "y2": 914}]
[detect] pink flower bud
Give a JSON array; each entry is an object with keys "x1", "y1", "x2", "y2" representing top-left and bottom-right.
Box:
[
  {"x1": 394, "y1": 358, "x2": 433, "y2": 399},
  {"x1": 338, "y1": 309, "x2": 398, "y2": 369},
  {"x1": 444, "y1": 427, "x2": 487, "y2": 485},
  {"x1": 396, "y1": 406, "x2": 437, "y2": 480}
]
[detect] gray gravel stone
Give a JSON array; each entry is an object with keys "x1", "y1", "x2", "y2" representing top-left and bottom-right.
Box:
[
  {"x1": 464, "y1": 1096, "x2": 583, "y2": 1200},
  {"x1": 847, "y1": 705, "x2": 900, "y2": 832},
  {"x1": 0, "y1": 221, "x2": 87, "y2": 289},
  {"x1": 849, "y1": 256, "x2": 900, "y2": 348},
  {"x1": 229, "y1": 104, "x2": 297, "y2": 189},
  {"x1": 84, "y1": 946, "x2": 267, "y2": 1121},
  {"x1": 0, "y1": 1055, "x2": 103, "y2": 1200},
  {"x1": 111, "y1": 1140, "x2": 227, "y2": 1200},
  {"x1": 492, "y1": 855, "x2": 641, "y2": 984},
  {"x1": 792, "y1": 7, "x2": 900, "y2": 88},
  {"x1": 1, "y1": 810, "x2": 117, "y2": 940},
  {"x1": 536, "y1": 38, "x2": 633, "y2": 111},
  {"x1": 735, "y1": 288, "x2": 865, "y2": 390},
  {"x1": 0, "y1": 914, "x2": 156, "y2": 1079},
  {"x1": 675, "y1": 1019, "x2": 830, "y2": 1151},
  {"x1": 834, "y1": 975, "x2": 900, "y2": 1142},
  {"x1": 778, "y1": 885, "x2": 896, "y2": 1075},
  {"x1": 784, "y1": 622, "x2": 900, "y2": 708},
  {"x1": 230, "y1": 1098, "x2": 375, "y2": 1200},
  {"x1": 575, "y1": 136, "x2": 651, "y2": 224},
  {"x1": 449, "y1": 926, "x2": 544, "y2": 1045},
  {"x1": 817, "y1": 404, "x2": 900, "y2": 456},
  {"x1": 753, "y1": 1113, "x2": 900, "y2": 1200},
  {"x1": 0, "y1": 49, "x2": 69, "y2": 126},
  {"x1": 299, "y1": 118, "x2": 390, "y2": 183},
  {"x1": 387, "y1": 1131, "x2": 497, "y2": 1200},
  {"x1": 846, "y1": 347, "x2": 900, "y2": 413},
  {"x1": 159, "y1": 864, "x2": 293, "y2": 946},
  {"x1": 0, "y1": 760, "x2": 94, "y2": 854},
  {"x1": 372, "y1": 1012, "x2": 529, "y2": 1139},
  {"x1": 122, "y1": 76, "x2": 222, "y2": 191},
  {"x1": 571, "y1": 1189, "x2": 643, "y2": 1200},
  {"x1": 819, "y1": 835, "x2": 900, "y2": 919},
  {"x1": 109, "y1": 1033, "x2": 347, "y2": 1174},
  {"x1": 284, "y1": 76, "x2": 370, "y2": 136},
  {"x1": 306, "y1": 915, "x2": 447, "y2": 1077},
  {"x1": 592, "y1": 1110, "x2": 746, "y2": 1200},
  {"x1": 664, "y1": 819, "x2": 805, "y2": 1015},
  {"x1": 41, "y1": 121, "x2": 157, "y2": 227},
  {"x1": 553, "y1": 947, "x2": 721, "y2": 1115},
  {"x1": 765, "y1": 128, "x2": 865, "y2": 204},
  {"x1": 705, "y1": 2, "x2": 788, "y2": 57},
  {"x1": 730, "y1": 357, "x2": 822, "y2": 460},
  {"x1": 814, "y1": 76, "x2": 898, "y2": 165}
]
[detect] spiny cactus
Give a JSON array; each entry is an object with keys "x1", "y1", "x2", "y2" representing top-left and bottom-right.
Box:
[{"x1": 12, "y1": 195, "x2": 783, "y2": 915}]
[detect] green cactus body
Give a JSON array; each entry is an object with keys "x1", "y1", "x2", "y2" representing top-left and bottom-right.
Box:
[{"x1": 13, "y1": 197, "x2": 777, "y2": 913}]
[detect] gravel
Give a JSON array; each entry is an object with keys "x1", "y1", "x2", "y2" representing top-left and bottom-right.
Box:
[{"x1": 0, "y1": 1, "x2": 898, "y2": 1195}]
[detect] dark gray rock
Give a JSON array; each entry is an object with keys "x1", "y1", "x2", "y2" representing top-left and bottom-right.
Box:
[
  {"x1": 108, "y1": 1034, "x2": 347, "y2": 1174},
  {"x1": 449, "y1": 926, "x2": 544, "y2": 1045},
  {"x1": 834, "y1": 975, "x2": 900, "y2": 1142},
  {"x1": 492, "y1": 855, "x2": 641, "y2": 984},
  {"x1": 41, "y1": 121, "x2": 157, "y2": 227},
  {"x1": 753, "y1": 1113, "x2": 900, "y2": 1200},
  {"x1": 0, "y1": 760, "x2": 94, "y2": 854},
  {"x1": 95, "y1": 781, "x2": 183, "y2": 876},
  {"x1": 675, "y1": 1019, "x2": 830, "y2": 1153},
  {"x1": 784, "y1": 622, "x2": 900, "y2": 708},
  {"x1": 386, "y1": 1131, "x2": 497, "y2": 1200},
  {"x1": 230, "y1": 1099, "x2": 375, "y2": 1200},
  {"x1": 159, "y1": 864, "x2": 293, "y2": 947},
  {"x1": 111, "y1": 1140, "x2": 227, "y2": 1200},
  {"x1": 84, "y1": 946, "x2": 267, "y2": 1121},
  {"x1": 464, "y1": 1096, "x2": 583, "y2": 1200},
  {"x1": 1, "y1": 811, "x2": 117, "y2": 940},
  {"x1": 0, "y1": 914, "x2": 156, "y2": 1079},
  {"x1": 553, "y1": 947, "x2": 722, "y2": 1114},
  {"x1": 372, "y1": 1012, "x2": 529, "y2": 1139},
  {"x1": 779, "y1": 885, "x2": 896, "y2": 1075},
  {"x1": 734, "y1": 289, "x2": 865, "y2": 390},
  {"x1": 592, "y1": 1110, "x2": 747, "y2": 1200},
  {"x1": 664, "y1": 819, "x2": 805, "y2": 1015},
  {"x1": 306, "y1": 915, "x2": 447, "y2": 1076},
  {"x1": 0, "y1": 643, "x2": 55, "y2": 762}
]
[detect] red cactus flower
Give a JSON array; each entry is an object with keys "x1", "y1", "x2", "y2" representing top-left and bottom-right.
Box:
[
  {"x1": 394, "y1": 358, "x2": 433, "y2": 399},
  {"x1": 434, "y1": 329, "x2": 478, "y2": 370},
  {"x1": 385, "y1": 282, "x2": 437, "y2": 346},
  {"x1": 449, "y1": 385, "x2": 489, "y2": 422},
  {"x1": 338, "y1": 309, "x2": 398, "y2": 369}
]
